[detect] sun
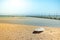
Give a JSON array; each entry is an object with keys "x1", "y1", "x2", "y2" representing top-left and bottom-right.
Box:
[
  {"x1": 8, "y1": 0, "x2": 27, "y2": 8},
  {"x1": 1, "y1": 0, "x2": 32, "y2": 15}
]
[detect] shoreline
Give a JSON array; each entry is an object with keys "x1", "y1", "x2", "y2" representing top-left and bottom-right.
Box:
[{"x1": 0, "y1": 17, "x2": 60, "y2": 27}]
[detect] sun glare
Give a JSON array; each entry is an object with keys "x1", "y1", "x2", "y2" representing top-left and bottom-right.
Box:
[
  {"x1": 7, "y1": 0, "x2": 27, "y2": 8},
  {"x1": 1, "y1": 0, "x2": 31, "y2": 15}
]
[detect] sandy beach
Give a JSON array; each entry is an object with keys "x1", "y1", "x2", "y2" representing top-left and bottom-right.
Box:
[
  {"x1": 0, "y1": 17, "x2": 60, "y2": 40},
  {"x1": 0, "y1": 23, "x2": 60, "y2": 40},
  {"x1": 0, "y1": 0, "x2": 60, "y2": 40}
]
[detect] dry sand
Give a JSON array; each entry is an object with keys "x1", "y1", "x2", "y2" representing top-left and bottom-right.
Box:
[{"x1": 0, "y1": 23, "x2": 60, "y2": 40}]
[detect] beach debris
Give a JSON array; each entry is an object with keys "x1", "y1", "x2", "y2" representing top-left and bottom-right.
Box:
[{"x1": 33, "y1": 28, "x2": 45, "y2": 34}]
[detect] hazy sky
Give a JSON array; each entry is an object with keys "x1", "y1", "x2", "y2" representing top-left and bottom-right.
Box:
[{"x1": 0, "y1": 0, "x2": 60, "y2": 15}]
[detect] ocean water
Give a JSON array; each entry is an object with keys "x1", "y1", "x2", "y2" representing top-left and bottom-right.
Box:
[{"x1": 0, "y1": 17, "x2": 60, "y2": 27}]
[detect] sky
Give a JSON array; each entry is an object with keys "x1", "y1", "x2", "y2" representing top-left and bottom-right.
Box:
[{"x1": 0, "y1": 0, "x2": 60, "y2": 15}]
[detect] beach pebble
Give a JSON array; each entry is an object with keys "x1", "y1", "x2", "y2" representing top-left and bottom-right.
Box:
[{"x1": 33, "y1": 28, "x2": 45, "y2": 34}]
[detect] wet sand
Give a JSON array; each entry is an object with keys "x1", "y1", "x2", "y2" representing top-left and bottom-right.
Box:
[
  {"x1": 0, "y1": 23, "x2": 60, "y2": 40},
  {"x1": 0, "y1": 17, "x2": 60, "y2": 27}
]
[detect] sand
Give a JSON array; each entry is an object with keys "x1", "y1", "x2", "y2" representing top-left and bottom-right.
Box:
[
  {"x1": 0, "y1": 23, "x2": 60, "y2": 40},
  {"x1": 0, "y1": 17, "x2": 60, "y2": 40}
]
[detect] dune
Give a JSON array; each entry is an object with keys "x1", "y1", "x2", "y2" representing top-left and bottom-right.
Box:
[{"x1": 0, "y1": 23, "x2": 60, "y2": 40}]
